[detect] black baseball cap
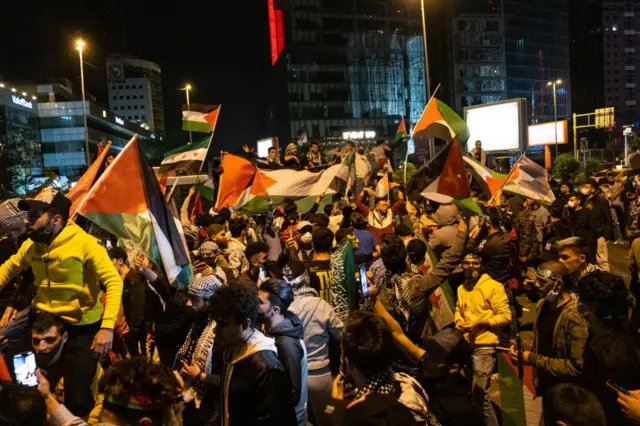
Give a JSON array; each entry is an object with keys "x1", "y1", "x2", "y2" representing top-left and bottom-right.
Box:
[{"x1": 18, "y1": 192, "x2": 72, "y2": 221}]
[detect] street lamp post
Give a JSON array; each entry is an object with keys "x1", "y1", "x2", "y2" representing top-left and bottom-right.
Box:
[
  {"x1": 185, "y1": 84, "x2": 192, "y2": 144},
  {"x1": 419, "y1": 0, "x2": 433, "y2": 158},
  {"x1": 547, "y1": 79, "x2": 562, "y2": 158},
  {"x1": 76, "y1": 39, "x2": 90, "y2": 167}
]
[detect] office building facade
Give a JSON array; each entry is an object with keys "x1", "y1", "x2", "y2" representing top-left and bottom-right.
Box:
[
  {"x1": 106, "y1": 55, "x2": 165, "y2": 137},
  {"x1": 38, "y1": 101, "x2": 154, "y2": 179},
  {"x1": 0, "y1": 91, "x2": 43, "y2": 177},
  {"x1": 267, "y1": 0, "x2": 426, "y2": 144}
]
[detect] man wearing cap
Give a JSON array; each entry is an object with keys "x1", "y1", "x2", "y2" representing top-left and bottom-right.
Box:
[
  {"x1": 509, "y1": 261, "x2": 589, "y2": 398},
  {"x1": 0, "y1": 192, "x2": 123, "y2": 418}
]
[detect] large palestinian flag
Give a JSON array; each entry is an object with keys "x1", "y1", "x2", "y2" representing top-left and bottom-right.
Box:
[
  {"x1": 68, "y1": 141, "x2": 113, "y2": 218},
  {"x1": 215, "y1": 153, "x2": 352, "y2": 214},
  {"x1": 502, "y1": 156, "x2": 556, "y2": 204},
  {"x1": 76, "y1": 136, "x2": 191, "y2": 287},
  {"x1": 159, "y1": 136, "x2": 211, "y2": 175},
  {"x1": 463, "y1": 157, "x2": 507, "y2": 199},
  {"x1": 420, "y1": 139, "x2": 483, "y2": 215},
  {"x1": 412, "y1": 97, "x2": 470, "y2": 145}
]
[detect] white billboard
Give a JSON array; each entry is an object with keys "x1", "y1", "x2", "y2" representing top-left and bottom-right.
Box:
[
  {"x1": 528, "y1": 121, "x2": 568, "y2": 147},
  {"x1": 256, "y1": 137, "x2": 277, "y2": 158},
  {"x1": 464, "y1": 99, "x2": 526, "y2": 153}
]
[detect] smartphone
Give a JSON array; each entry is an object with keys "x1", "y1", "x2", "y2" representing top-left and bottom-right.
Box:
[
  {"x1": 13, "y1": 351, "x2": 38, "y2": 387},
  {"x1": 607, "y1": 379, "x2": 632, "y2": 396},
  {"x1": 258, "y1": 266, "x2": 267, "y2": 282},
  {"x1": 359, "y1": 264, "x2": 369, "y2": 297}
]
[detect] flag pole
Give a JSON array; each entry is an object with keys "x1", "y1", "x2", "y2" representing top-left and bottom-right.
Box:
[
  {"x1": 185, "y1": 86, "x2": 193, "y2": 145},
  {"x1": 404, "y1": 83, "x2": 441, "y2": 185},
  {"x1": 198, "y1": 105, "x2": 220, "y2": 175}
]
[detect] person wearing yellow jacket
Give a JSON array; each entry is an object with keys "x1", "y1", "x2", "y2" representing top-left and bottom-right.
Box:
[
  {"x1": 454, "y1": 252, "x2": 511, "y2": 426},
  {"x1": 0, "y1": 192, "x2": 123, "y2": 419}
]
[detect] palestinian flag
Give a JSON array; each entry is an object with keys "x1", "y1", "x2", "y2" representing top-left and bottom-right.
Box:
[
  {"x1": 375, "y1": 170, "x2": 389, "y2": 199},
  {"x1": 502, "y1": 156, "x2": 556, "y2": 204},
  {"x1": 215, "y1": 153, "x2": 352, "y2": 214},
  {"x1": 68, "y1": 141, "x2": 113, "y2": 218},
  {"x1": 412, "y1": 97, "x2": 470, "y2": 145},
  {"x1": 463, "y1": 157, "x2": 507, "y2": 199},
  {"x1": 76, "y1": 136, "x2": 191, "y2": 287},
  {"x1": 420, "y1": 139, "x2": 483, "y2": 215},
  {"x1": 182, "y1": 104, "x2": 220, "y2": 133},
  {"x1": 330, "y1": 238, "x2": 357, "y2": 322},
  {"x1": 159, "y1": 136, "x2": 211, "y2": 175},
  {"x1": 394, "y1": 116, "x2": 407, "y2": 142}
]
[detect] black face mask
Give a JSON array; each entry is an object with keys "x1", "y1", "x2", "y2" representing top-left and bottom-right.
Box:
[
  {"x1": 358, "y1": 149, "x2": 365, "y2": 155},
  {"x1": 464, "y1": 267, "x2": 481, "y2": 280},
  {"x1": 29, "y1": 228, "x2": 54, "y2": 244}
]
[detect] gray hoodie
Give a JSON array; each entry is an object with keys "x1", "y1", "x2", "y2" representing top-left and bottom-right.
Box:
[{"x1": 289, "y1": 287, "x2": 343, "y2": 373}]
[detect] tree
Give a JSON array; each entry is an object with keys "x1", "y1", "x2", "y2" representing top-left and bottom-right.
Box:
[
  {"x1": 584, "y1": 158, "x2": 603, "y2": 179},
  {"x1": 553, "y1": 154, "x2": 580, "y2": 182}
]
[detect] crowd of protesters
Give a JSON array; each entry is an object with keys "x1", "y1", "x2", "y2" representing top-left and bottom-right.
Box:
[{"x1": 0, "y1": 141, "x2": 638, "y2": 426}]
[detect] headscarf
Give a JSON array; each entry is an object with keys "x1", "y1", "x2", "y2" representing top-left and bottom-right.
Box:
[{"x1": 0, "y1": 199, "x2": 26, "y2": 236}]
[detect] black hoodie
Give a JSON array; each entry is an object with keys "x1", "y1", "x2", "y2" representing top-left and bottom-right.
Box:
[{"x1": 268, "y1": 314, "x2": 308, "y2": 423}]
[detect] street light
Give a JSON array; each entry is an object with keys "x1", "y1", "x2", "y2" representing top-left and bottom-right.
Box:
[
  {"x1": 547, "y1": 79, "x2": 562, "y2": 158},
  {"x1": 75, "y1": 38, "x2": 90, "y2": 166},
  {"x1": 184, "y1": 84, "x2": 193, "y2": 144}
]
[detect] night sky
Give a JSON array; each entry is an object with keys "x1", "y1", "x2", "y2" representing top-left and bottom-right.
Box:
[{"x1": 1, "y1": 0, "x2": 271, "y2": 154}]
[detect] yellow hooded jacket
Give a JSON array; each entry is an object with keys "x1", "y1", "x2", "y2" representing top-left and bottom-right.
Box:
[
  {"x1": 454, "y1": 273, "x2": 511, "y2": 347},
  {"x1": 0, "y1": 222, "x2": 123, "y2": 329}
]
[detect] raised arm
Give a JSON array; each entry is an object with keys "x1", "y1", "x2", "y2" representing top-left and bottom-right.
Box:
[
  {"x1": 0, "y1": 239, "x2": 33, "y2": 292},
  {"x1": 417, "y1": 221, "x2": 468, "y2": 293},
  {"x1": 355, "y1": 190, "x2": 371, "y2": 216}
]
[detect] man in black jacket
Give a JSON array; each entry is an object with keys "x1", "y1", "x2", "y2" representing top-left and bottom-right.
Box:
[
  {"x1": 258, "y1": 279, "x2": 308, "y2": 425},
  {"x1": 581, "y1": 179, "x2": 613, "y2": 271},
  {"x1": 209, "y1": 283, "x2": 297, "y2": 426}
]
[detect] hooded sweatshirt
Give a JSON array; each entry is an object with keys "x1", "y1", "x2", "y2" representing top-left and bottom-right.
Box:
[
  {"x1": 269, "y1": 315, "x2": 309, "y2": 424},
  {"x1": 0, "y1": 221, "x2": 123, "y2": 328},
  {"x1": 220, "y1": 329, "x2": 297, "y2": 426},
  {"x1": 429, "y1": 205, "x2": 460, "y2": 259}
]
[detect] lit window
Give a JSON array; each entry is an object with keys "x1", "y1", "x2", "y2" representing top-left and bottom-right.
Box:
[{"x1": 613, "y1": 25, "x2": 618, "y2": 31}]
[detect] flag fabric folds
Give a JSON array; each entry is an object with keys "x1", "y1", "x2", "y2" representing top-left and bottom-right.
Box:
[
  {"x1": 412, "y1": 97, "x2": 470, "y2": 145},
  {"x1": 214, "y1": 153, "x2": 353, "y2": 214},
  {"x1": 502, "y1": 156, "x2": 556, "y2": 204},
  {"x1": 394, "y1": 117, "x2": 407, "y2": 142},
  {"x1": 181, "y1": 104, "x2": 220, "y2": 133},
  {"x1": 68, "y1": 141, "x2": 113, "y2": 218},
  {"x1": 330, "y1": 238, "x2": 357, "y2": 321},
  {"x1": 159, "y1": 136, "x2": 211, "y2": 175},
  {"x1": 463, "y1": 157, "x2": 507, "y2": 198},
  {"x1": 375, "y1": 171, "x2": 390, "y2": 199},
  {"x1": 420, "y1": 140, "x2": 483, "y2": 215},
  {"x1": 76, "y1": 136, "x2": 191, "y2": 287}
]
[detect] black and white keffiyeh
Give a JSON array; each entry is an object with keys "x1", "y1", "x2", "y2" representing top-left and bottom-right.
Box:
[{"x1": 354, "y1": 367, "x2": 395, "y2": 400}]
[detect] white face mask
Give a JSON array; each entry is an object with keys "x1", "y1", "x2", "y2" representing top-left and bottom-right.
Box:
[
  {"x1": 545, "y1": 288, "x2": 560, "y2": 302},
  {"x1": 300, "y1": 232, "x2": 313, "y2": 244},
  {"x1": 567, "y1": 201, "x2": 576, "y2": 208},
  {"x1": 581, "y1": 187, "x2": 591, "y2": 196}
]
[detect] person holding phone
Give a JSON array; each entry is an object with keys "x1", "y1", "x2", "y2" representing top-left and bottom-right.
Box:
[
  {"x1": 0, "y1": 192, "x2": 123, "y2": 419},
  {"x1": 508, "y1": 261, "x2": 589, "y2": 398},
  {"x1": 241, "y1": 242, "x2": 272, "y2": 284}
]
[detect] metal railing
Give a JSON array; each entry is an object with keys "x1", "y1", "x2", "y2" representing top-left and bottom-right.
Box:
[{"x1": 578, "y1": 149, "x2": 625, "y2": 167}]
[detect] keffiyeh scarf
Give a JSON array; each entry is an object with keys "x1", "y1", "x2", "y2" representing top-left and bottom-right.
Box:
[
  {"x1": 354, "y1": 367, "x2": 395, "y2": 400},
  {"x1": 387, "y1": 271, "x2": 412, "y2": 324},
  {"x1": 177, "y1": 320, "x2": 217, "y2": 408}
]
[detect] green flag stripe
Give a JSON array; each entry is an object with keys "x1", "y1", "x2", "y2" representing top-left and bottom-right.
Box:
[
  {"x1": 182, "y1": 121, "x2": 213, "y2": 133},
  {"x1": 437, "y1": 100, "x2": 470, "y2": 143},
  {"x1": 163, "y1": 138, "x2": 210, "y2": 158}
]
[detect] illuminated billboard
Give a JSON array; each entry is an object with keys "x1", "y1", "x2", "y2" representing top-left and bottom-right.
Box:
[
  {"x1": 464, "y1": 99, "x2": 527, "y2": 153},
  {"x1": 257, "y1": 137, "x2": 278, "y2": 158},
  {"x1": 528, "y1": 121, "x2": 568, "y2": 147}
]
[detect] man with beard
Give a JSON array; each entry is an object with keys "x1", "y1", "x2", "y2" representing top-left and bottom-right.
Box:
[
  {"x1": 0, "y1": 192, "x2": 123, "y2": 418},
  {"x1": 306, "y1": 142, "x2": 326, "y2": 170},
  {"x1": 454, "y1": 252, "x2": 511, "y2": 426},
  {"x1": 31, "y1": 312, "x2": 104, "y2": 424},
  {"x1": 509, "y1": 261, "x2": 589, "y2": 397},
  {"x1": 258, "y1": 279, "x2": 309, "y2": 426}
]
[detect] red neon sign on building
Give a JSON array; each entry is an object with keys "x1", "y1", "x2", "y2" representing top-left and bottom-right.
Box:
[{"x1": 268, "y1": 0, "x2": 285, "y2": 65}]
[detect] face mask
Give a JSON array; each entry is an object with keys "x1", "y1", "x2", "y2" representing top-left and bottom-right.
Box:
[
  {"x1": 545, "y1": 287, "x2": 560, "y2": 302},
  {"x1": 464, "y1": 267, "x2": 480, "y2": 280},
  {"x1": 358, "y1": 149, "x2": 365, "y2": 155},
  {"x1": 567, "y1": 201, "x2": 576, "y2": 208},
  {"x1": 300, "y1": 232, "x2": 313, "y2": 244},
  {"x1": 581, "y1": 188, "x2": 591, "y2": 196},
  {"x1": 29, "y1": 226, "x2": 54, "y2": 244}
]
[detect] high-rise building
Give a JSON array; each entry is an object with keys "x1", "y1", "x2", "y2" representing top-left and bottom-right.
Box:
[
  {"x1": 431, "y1": 0, "x2": 571, "y2": 125},
  {"x1": 266, "y1": 0, "x2": 426, "y2": 144},
  {"x1": 106, "y1": 55, "x2": 165, "y2": 137}
]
